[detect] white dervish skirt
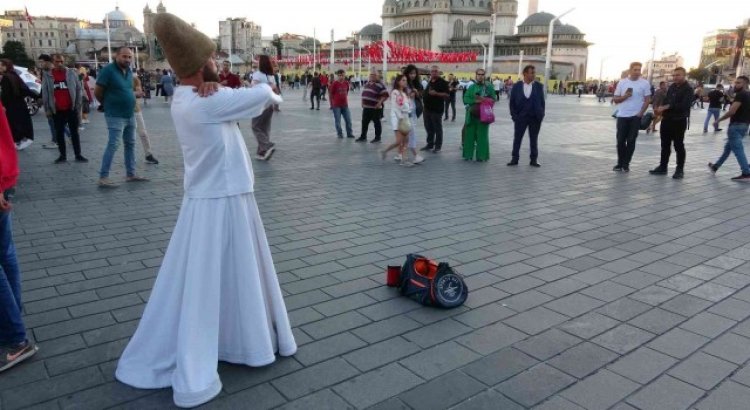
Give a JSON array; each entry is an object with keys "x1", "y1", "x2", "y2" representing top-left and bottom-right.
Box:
[{"x1": 115, "y1": 192, "x2": 297, "y2": 408}]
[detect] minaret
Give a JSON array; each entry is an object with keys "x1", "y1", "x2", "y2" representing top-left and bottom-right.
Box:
[
  {"x1": 143, "y1": 4, "x2": 154, "y2": 36},
  {"x1": 493, "y1": 0, "x2": 518, "y2": 37},
  {"x1": 528, "y1": 0, "x2": 539, "y2": 15},
  {"x1": 156, "y1": 1, "x2": 166, "y2": 13}
]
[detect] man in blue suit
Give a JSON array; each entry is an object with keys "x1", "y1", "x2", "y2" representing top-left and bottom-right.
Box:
[{"x1": 509, "y1": 65, "x2": 546, "y2": 167}]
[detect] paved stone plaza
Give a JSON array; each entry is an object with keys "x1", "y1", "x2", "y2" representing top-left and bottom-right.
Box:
[{"x1": 4, "y1": 89, "x2": 750, "y2": 410}]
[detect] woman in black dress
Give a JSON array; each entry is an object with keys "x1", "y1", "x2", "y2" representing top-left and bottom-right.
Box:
[{"x1": 0, "y1": 59, "x2": 34, "y2": 150}]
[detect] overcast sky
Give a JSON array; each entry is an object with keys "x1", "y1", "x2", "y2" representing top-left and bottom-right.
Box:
[{"x1": 10, "y1": 0, "x2": 749, "y2": 78}]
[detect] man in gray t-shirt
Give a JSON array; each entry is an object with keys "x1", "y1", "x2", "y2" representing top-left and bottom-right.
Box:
[{"x1": 612, "y1": 62, "x2": 652, "y2": 172}]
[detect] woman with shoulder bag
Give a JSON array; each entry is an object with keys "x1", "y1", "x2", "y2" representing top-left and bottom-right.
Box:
[{"x1": 380, "y1": 74, "x2": 413, "y2": 167}]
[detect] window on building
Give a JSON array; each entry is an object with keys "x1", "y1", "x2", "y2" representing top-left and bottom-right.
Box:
[
  {"x1": 38, "y1": 39, "x2": 42, "y2": 46},
  {"x1": 48, "y1": 39, "x2": 52, "y2": 46}
]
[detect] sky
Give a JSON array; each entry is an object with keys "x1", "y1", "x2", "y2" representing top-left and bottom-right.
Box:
[{"x1": 10, "y1": 0, "x2": 749, "y2": 79}]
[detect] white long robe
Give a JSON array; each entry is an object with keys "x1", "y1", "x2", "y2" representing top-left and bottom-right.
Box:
[{"x1": 115, "y1": 84, "x2": 296, "y2": 408}]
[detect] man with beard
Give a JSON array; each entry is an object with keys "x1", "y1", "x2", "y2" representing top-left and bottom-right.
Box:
[
  {"x1": 651, "y1": 67, "x2": 692, "y2": 179},
  {"x1": 42, "y1": 54, "x2": 87, "y2": 164},
  {"x1": 114, "y1": 13, "x2": 296, "y2": 408},
  {"x1": 95, "y1": 47, "x2": 148, "y2": 187},
  {"x1": 709, "y1": 76, "x2": 750, "y2": 181},
  {"x1": 219, "y1": 60, "x2": 241, "y2": 89}
]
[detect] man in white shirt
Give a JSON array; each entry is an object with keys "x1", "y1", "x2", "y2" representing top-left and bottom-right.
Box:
[
  {"x1": 493, "y1": 77, "x2": 502, "y2": 99},
  {"x1": 612, "y1": 62, "x2": 652, "y2": 172},
  {"x1": 115, "y1": 13, "x2": 296, "y2": 409}
]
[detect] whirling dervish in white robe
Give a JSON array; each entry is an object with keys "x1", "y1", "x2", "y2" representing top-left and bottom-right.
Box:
[{"x1": 114, "y1": 15, "x2": 296, "y2": 410}]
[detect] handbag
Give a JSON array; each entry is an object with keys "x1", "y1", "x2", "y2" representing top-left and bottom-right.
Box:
[
  {"x1": 479, "y1": 99, "x2": 496, "y2": 124},
  {"x1": 398, "y1": 117, "x2": 412, "y2": 134}
]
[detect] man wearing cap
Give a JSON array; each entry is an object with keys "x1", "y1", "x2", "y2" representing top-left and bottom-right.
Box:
[
  {"x1": 329, "y1": 69, "x2": 355, "y2": 139},
  {"x1": 115, "y1": 13, "x2": 296, "y2": 409}
]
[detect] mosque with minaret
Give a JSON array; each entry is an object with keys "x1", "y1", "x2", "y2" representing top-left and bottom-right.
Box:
[{"x1": 373, "y1": 0, "x2": 590, "y2": 80}]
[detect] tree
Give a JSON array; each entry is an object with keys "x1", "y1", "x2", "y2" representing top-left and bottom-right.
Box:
[
  {"x1": 0, "y1": 41, "x2": 33, "y2": 67},
  {"x1": 687, "y1": 67, "x2": 710, "y2": 82}
]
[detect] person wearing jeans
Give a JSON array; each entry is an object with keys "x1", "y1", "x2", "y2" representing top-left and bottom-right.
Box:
[
  {"x1": 704, "y1": 85, "x2": 725, "y2": 133},
  {"x1": 0, "y1": 100, "x2": 38, "y2": 373},
  {"x1": 329, "y1": 70, "x2": 354, "y2": 138},
  {"x1": 95, "y1": 47, "x2": 148, "y2": 187},
  {"x1": 41, "y1": 54, "x2": 87, "y2": 163},
  {"x1": 710, "y1": 76, "x2": 750, "y2": 181}
]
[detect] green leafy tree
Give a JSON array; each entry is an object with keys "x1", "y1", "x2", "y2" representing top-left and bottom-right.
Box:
[
  {"x1": 271, "y1": 37, "x2": 283, "y2": 59},
  {"x1": 0, "y1": 40, "x2": 33, "y2": 67}
]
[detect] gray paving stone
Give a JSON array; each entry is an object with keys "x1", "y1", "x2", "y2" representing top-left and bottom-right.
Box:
[
  {"x1": 560, "y1": 369, "x2": 640, "y2": 410},
  {"x1": 403, "y1": 319, "x2": 472, "y2": 349},
  {"x1": 629, "y1": 285, "x2": 679, "y2": 306},
  {"x1": 537, "y1": 278, "x2": 589, "y2": 298},
  {"x1": 558, "y1": 312, "x2": 621, "y2": 339},
  {"x1": 312, "y1": 293, "x2": 377, "y2": 317},
  {"x1": 708, "y1": 298, "x2": 750, "y2": 321},
  {"x1": 400, "y1": 341, "x2": 480, "y2": 380},
  {"x1": 680, "y1": 312, "x2": 737, "y2": 338},
  {"x1": 1, "y1": 366, "x2": 104, "y2": 409},
  {"x1": 201, "y1": 383, "x2": 286, "y2": 410},
  {"x1": 695, "y1": 381, "x2": 750, "y2": 410},
  {"x1": 668, "y1": 351, "x2": 737, "y2": 390},
  {"x1": 334, "y1": 363, "x2": 423, "y2": 409},
  {"x1": 569, "y1": 268, "x2": 617, "y2": 285},
  {"x1": 648, "y1": 328, "x2": 711, "y2": 359},
  {"x1": 597, "y1": 298, "x2": 652, "y2": 322},
  {"x1": 545, "y1": 293, "x2": 606, "y2": 317},
  {"x1": 504, "y1": 307, "x2": 569, "y2": 335},
  {"x1": 294, "y1": 332, "x2": 367, "y2": 366},
  {"x1": 660, "y1": 294, "x2": 713, "y2": 317},
  {"x1": 300, "y1": 311, "x2": 371, "y2": 340},
  {"x1": 496, "y1": 364, "x2": 577, "y2": 408},
  {"x1": 500, "y1": 289, "x2": 555, "y2": 312},
  {"x1": 351, "y1": 315, "x2": 422, "y2": 344},
  {"x1": 455, "y1": 322, "x2": 528, "y2": 356},
  {"x1": 357, "y1": 298, "x2": 421, "y2": 322},
  {"x1": 689, "y1": 282, "x2": 737, "y2": 302},
  {"x1": 452, "y1": 303, "x2": 517, "y2": 329},
  {"x1": 343, "y1": 337, "x2": 420, "y2": 372},
  {"x1": 530, "y1": 265, "x2": 579, "y2": 282},
  {"x1": 626, "y1": 375, "x2": 705, "y2": 410},
  {"x1": 399, "y1": 370, "x2": 484, "y2": 410},
  {"x1": 451, "y1": 389, "x2": 524, "y2": 410},
  {"x1": 703, "y1": 333, "x2": 750, "y2": 364},
  {"x1": 713, "y1": 272, "x2": 750, "y2": 289},
  {"x1": 592, "y1": 324, "x2": 655, "y2": 354},
  {"x1": 533, "y1": 396, "x2": 586, "y2": 410},
  {"x1": 271, "y1": 358, "x2": 360, "y2": 400},
  {"x1": 628, "y1": 308, "x2": 687, "y2": 334},
  {"x1": 513, "y1": 329, "x2": 582, "y2": 361},
  {"x1": 33, "y1": 312, "x2": 116, "y2": 342},
  {"x1": 462, "y1": 286, "x2": 510, "y2": 309},
  {"x1": 275, "y1": 389, "x2": 353, "y2": 410},
  {"x1": 548, "y1": 341, "x2": 619, "y2": 379},
  {"x1": 611, "y1": 270, "x2": 662, "y2": 290},
  {"x1": 461, "y1": 347, "x2": 538, "y2": 386}
]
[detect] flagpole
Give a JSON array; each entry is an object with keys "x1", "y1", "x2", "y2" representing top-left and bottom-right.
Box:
[
  {"x1": 330, "y1": 29, "x2": 334, "y2": 73},
  {"x1": 313, "y1": 28, "x2": 317, "y2": 71},
  {"x1": 106, "y1": 14, "x2": 112, "y2": 63}
]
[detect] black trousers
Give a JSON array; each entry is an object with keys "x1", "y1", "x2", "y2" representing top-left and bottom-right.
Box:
[
  {"x1": 423, "y1": 111, "x2": 444, "y2": 149},
  {"x1": 53, "y1": 110, "x2": 81, "y2": 159},
  {"x1": 155, "y1": 84, "x2": 162, "y2": 96},
  {"x1": 444, "y1": 96, "x2": 456, "y2": 120},
  {"x1": 660, "y1": 117, "x2": 688, "y2": 169},
  {"x1": 616, "y1": 116, "x2": 641, "y2": 167},
  {"x1": 361, "y1": 108, "x2": 382, "y2": 139},
  {"x1": 512, "y1": 117, "x2": 542, "y2": 161},
  {"x1": 310, "y1": 89, "x2": 321, "y2": 109}
]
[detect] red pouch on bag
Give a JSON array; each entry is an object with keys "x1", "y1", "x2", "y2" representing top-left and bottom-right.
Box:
[{"x1": 386, "y1": 266, "x2": 402, "y2": 287}]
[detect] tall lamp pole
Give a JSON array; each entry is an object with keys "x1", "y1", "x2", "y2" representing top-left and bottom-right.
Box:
[
  {"x1": 475, "y1": 39, "x2": 487, "y2": 72},
  {"x1": 486, "y1": 13, "x2": 497, "y2": 77},
  {"x1": 544, "y1": 7, "x2": 575, "y2": 97},
  {"x1": 383, "y1": 21, "x2": 410, "y2": 82}
]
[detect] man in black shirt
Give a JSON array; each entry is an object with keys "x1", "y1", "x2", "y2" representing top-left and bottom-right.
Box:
[
  {"x1": 704, "y1": 85, "x2": 724, "y2": 133},
  {"x1": 444, "y1": 74, "x2": 459, "y2": 122},
  {"x1": 310, "y1": 72, "x2": 321, "y2": 110},
  {"x1": 421, "y1": 66, "x2": 450, "y2": 152},
  {"x1": 651, "y1": 67, "x2": 693, "y2": 179},
  {"x1": 710, "y1": 76, "x2": 750, "y2": 181}
]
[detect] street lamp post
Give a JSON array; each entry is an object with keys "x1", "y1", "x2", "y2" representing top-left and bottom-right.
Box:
[
  {"x1": 598, "y1": 56, "x2": 610, "y2": 86},
  {"x1": 383, "y1": 21, "x2": 410, "y2": 82},
  {"x1": 518, "y1": 50, "x2": 525, "y2": 78},
  {"x1": 486, "y1": 13, "x2": 497, "y2": 77},
  {"x1": 544, "y1": 7, "x2": 575, "y2": 97},
  {"x1": 475, "y1": 39, "x2": 487, "y2": 72}
]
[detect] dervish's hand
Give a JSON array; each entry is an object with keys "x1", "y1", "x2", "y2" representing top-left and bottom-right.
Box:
[
  {"x1": 194, "y1": 82, "x2": 221, "y2": 98},
  {"x1": 0, "y1": 196, "x2": 11, "y2": 212}
]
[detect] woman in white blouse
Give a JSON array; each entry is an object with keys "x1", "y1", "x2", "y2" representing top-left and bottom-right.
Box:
[{"x1": 380, "y1": 74, "x2": 413, "y2": 167}]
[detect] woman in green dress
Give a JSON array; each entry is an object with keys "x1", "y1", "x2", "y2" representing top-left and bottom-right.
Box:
[{"x1": 463, "y1": 68, "x2": 497, "y2": 162}]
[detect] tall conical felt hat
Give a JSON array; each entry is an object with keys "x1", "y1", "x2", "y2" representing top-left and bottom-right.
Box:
[{"x1": 153, "y1": 13, "x2": 215, "y2": 78}]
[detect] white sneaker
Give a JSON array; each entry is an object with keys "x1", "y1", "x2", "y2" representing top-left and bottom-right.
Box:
[
  {"x1": 393, "y1": 154, "x2": 402, "y2": 162},
  {"x1": 413, "y1": 155, "x2": 425, "y2": 164},
  {"x1": 17, "y1": 139, "x2": 33, "y2": 150}
]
